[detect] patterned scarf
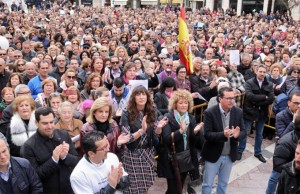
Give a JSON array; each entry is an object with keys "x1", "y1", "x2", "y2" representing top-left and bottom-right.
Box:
[{"x1": 174, "y1": 110, "x2": 190, "y2": 150}]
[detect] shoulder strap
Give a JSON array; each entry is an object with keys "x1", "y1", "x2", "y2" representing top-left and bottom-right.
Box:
[{"x1": 171, "y1": 132, "x2": 176, "y2": 154}]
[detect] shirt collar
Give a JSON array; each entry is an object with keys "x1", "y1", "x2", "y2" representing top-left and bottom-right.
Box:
[{"x1": 219, "y1": 104, "x2": 231, "y2": 116}]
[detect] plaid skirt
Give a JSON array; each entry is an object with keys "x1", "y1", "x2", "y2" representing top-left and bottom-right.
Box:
[{"x1": 122, "y1": 148, "x2": 155, "y2": 194}]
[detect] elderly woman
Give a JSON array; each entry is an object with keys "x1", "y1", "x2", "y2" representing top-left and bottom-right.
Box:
[
  {"x1": 80, "y1": 72, "x2": 102, "y2": 101},
  {"x1": 36, "y1": 78, "x2": 57, "y2": 107},
  {"x1": 0, "y1": 87, "x2": 14, "y2": 119},
  {"x1": 81, "y1": 97, "x2": 127, "y2": 155},
  {"x1": 47, "y1": 92, "x2": 65, "y2": 120},
  {"x1": 158, "y1": 89, "x2": 203, "y2": 194},
  {"x1": 119, "y1": 85, "x2": 165, "y2": 194},
  {"x1": 65, "y1": 86, "x2": 84, "y2": 120},
  {"x1": 55, "y1": 101, "x2": 83, "y2": 149},
  {"x1": 7, "y1": 73, "x2": 22, "y2": 90},
  {"x1": 6, "y1": 96, "x2": 37, "y2": 157},
  {"x1": 121, "y1": 62, "x2": 137, "y2": 85},
  {"x1": 78, "y1": 58, "x2": 92, "y2": 90},
  {"x1": 174, "y1": 65, "x2": 191, "y2": 91},
  {"x1": 154, "y1": 77, "x2": 176, "y2": 115},
  {"x1": 268, "y1": 63, "x2": 283, "y2": 95}
]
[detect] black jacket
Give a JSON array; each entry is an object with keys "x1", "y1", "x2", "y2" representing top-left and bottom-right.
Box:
[
  {"x1": 157, "y1": 111, "x2": 200, "y2": 179},
  {"x1": 154, "y1": 92, "x2": 169, "y2": 115},
  {"x1": 21, "y1": 129, "x2": 80, "y2": 194},
  {"x1": 201, "y1": 105, "x2": 245, "y2": 163},
  {"x1": 51, "y1": 67, "x2": 66, "y2": 85},
  {"x1": 243, "y1": 76, "x2": 274, "y2": 121},
  {"x1": 0, "y1": 70, "x2": 10, "y2": 101},
  {"x1": 190, "y1": 74, "x2": 217, "y2": 101},
  {"x1": 275, "y1": 107, "x2": 294, "y2": 138},
  {"x1": 273, "y1": 130, "x2": 300, "y2": 173},
  {"x1": 277, "y1": 161, "x2": 300, "y2": 194},
  {"x1": 0, "y1": 157, "x2": 43, "y2": 194},
  {"x1": 237, "y1": 63, "x2": 251, "y2": 76}
]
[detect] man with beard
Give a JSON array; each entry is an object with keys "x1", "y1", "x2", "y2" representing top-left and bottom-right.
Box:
[{"x1": 32, "y1": 29, "x2": 50, "y2": 49}]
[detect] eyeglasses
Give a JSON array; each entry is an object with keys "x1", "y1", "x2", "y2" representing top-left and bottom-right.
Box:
[
  {"x1": 95, "y1": 144, "x2": 109, "y2": 152},
  {"x1": 83, "y1": 47, "x2": 89, "y2": 49},
  {"x1": 84, "y1": 65, "x2": 91, "y2": 68},
  {"x1": 57, "y1": 60, "x2": 65, "y2": 62},
  {"x1": 0, "y1": 53, "x2": 6, "y2": 56},
  {"x1": 166, "y1": 64, "x2": 173, "y2": 67},
  {"x1": 14, "y1": 55, "x2": 22, "y2": 58},
  {"x1": 292, "y1": 71, "x2": 299, "y2": 74},
  {"x1": 101, "y1": 42, "x2": 108, "y2": 44},
  {"x1": 211, "y1": 47, "x2": 217, "y2": 49},
  {"x1": 178, "y1": 71, "x2": 186, "y2": 73},
  {"x1": 67, "y1": 75, "x2": 76, "y2": 79},
  {"x1": 101, "y1": 50, "x2": 108, "y2": 52},
  {"x1": 6, "y1": 37, "x2": 12, "y2": 39},
  {"x1": 46, "y1": 33, "x2": 50, "y2": 36},
  {"x1": 17, "y1": 90, "x2": 31, "y2": 95},
  {"x1": 160, "y1": 57, "x2": 166, "y2": 60},
  {"x1": 153, "y1": 59, "x2": 159, "y2": 61},
  {"x1": 72, "y1": 42, "x2": 79, "y2": 45},
  {"x1": 111, "y1": 61, "x2": 118, "y2": 64},
  {"x1": 17, "y1": 63, "x2": 25, "y2": 66},
  {"x1": 292, "y1": 101, "x2": 300, "y2": 106}
]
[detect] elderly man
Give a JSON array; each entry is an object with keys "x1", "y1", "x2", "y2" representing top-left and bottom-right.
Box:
[
  {"x1": 22, "y1": 41, "x2": 36, "y2": 62},
  {"x1": 52, "y1": 55, "x2": 67, "y2": 85},
  {"x1": 22, "y1": 62, "x2": 37, "y2": 85},
  {"x1": 0, "y1": 133, "x2": 43, "y2": 193}
]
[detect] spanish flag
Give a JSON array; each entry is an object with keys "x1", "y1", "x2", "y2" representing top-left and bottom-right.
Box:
[{"x1": 179, "y1": 4, "x2": 193, "y2": 74}]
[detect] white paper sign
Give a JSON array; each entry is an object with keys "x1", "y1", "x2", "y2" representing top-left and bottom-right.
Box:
[
  {"x1": 129, "y1": 80, "x2": 148, "y2": 91},
  {"x1": 229, "y1": 50, "x2": 240, "y2": 66}
]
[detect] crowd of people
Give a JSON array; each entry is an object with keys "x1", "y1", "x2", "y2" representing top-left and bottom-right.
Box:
[{"x1": 0, "y1": 1, "x2": 300, "y2": 194}]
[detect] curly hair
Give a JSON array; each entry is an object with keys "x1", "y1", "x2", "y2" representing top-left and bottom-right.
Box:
[
  {"x1": 127, "y1": 85, "x2": 155, "y2": 128},
  {"x1": 84, "y1": 72, "x2": 102, "y2": 91},
  {"x1": 168, "y1": 89, "x2": 194, "y2": 113}
]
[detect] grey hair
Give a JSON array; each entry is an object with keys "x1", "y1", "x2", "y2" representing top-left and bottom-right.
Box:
[
  {"x1": 0, "y1": 132, "x2": 9, "y2": 149},
  {"x1": 57, "y1": 101, "x2": 74, "y2": 115},
  {"x1": 14, "y1": 84, "x2": 30, "y2": 96}
]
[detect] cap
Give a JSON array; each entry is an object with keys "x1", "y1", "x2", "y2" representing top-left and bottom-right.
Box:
[{"x1": 83, "y1": 43, "x2": 91, "y2": 48}]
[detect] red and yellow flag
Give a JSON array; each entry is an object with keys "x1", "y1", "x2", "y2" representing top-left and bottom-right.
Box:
[{"x1": 179, "y1": 4, "x2": 193, "y2": 74}]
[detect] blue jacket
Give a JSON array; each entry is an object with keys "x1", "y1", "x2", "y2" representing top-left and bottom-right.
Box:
[
  {"x1": 0, "y1": 157, "x2": 43, "y2": 194},
  {"x1": 28, "y1": 75, "x2": 54, "y2": 99}
]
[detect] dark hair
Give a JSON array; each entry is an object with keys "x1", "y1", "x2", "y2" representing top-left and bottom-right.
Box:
[
  {"x1": 289, "y1": 92, "x2": 300, "y2": 101},
  {"x1": 294, "y1": 113, "x2": 300, "y2": 131},
  {"x1": 35, "y1": 107, "x2": 55, "y2": 122},
  {"x1": 80, "y1": 51, "x2": 91, "y2": 61},
  {"x1": 218, "y1": 87, "x2": 234, "y2": 98},
  {"x1": 113, "y1": 77, "x2": 125, "y2": 88},
  {"x1": 176, "y1": 65, "x2": 186, "y2": 75},
  {"x1": 127, "y1": 85, "x2": 155, "y2": 128},
  {"x1": 287, "y1": 66, "x2": 299, "y2": 76},
  {"x1": 38, "y1": 60, "x2": 50, "y2": 68},
  {"x1": 82, "y1": 130, "x2": 105, "y2": 154},
  {"x1": 159, "y1": 77, "x2": 176, "y2": 93}
]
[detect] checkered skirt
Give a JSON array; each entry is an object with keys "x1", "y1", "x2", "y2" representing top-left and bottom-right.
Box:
[{"x1": 122, "y1": 148, "x2": 155, "y2": 194}]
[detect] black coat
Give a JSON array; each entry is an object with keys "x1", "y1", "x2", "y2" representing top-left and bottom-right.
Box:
[
  {"x1": 243, "y1": 76, "x2": 274, "y2": 121},
  {"x1": 21, "y1": 129, "x2": 80, "y2": 194},
  {"x1": 275, "y1": 107, "x2": 294, "y2": 138},
  {"x1": 157, "y1": 111, "x2": 200, "y2": 179},
  {"x1": 154, "y1": 92, "x2": 169, "y2": 115},
  {"x1": 273, "y1": 130, "x2": 300, "y2": 173},
  {"x1": 0, "y1": 157, "x2": 43, "y2": 194},
  {"x1": 201, "y1": 105, "x2": 245, "y2": 163},
  {"x1": 189, "y1": 74, "x2": 217, "y2": 101},
  {"x1": 277, "y1": 161, "x2": 300, "y2": 194}
]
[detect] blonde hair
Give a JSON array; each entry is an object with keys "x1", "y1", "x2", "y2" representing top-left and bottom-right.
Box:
[
  {"x1": 86, "y1": 97, "x2": 113, "y2": 124},
  {"x1": 168, "y1": 89, "x2": 194, "y2": 113},
  {"x1": 12, "y1": 95, "x2": 35, "y2": 113}
]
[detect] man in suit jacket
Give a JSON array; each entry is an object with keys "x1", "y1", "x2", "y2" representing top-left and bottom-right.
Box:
[
  {"x1": 21, "y1": 107, "x2": 80, "y2": 194},
  {"x1": 201, "y1": 87, "x2": 245, "y2": 194}
]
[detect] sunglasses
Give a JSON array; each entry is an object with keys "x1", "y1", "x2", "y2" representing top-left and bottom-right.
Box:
[
  {"x1": 265, "y1": 60, "x2": 272, "y2": 62},
  {"x1": 84, "y1": 65, "x2": 91, "y2": 68},
  {"x1": 101, "y1": 50, "x2": 108, "y2": 52},
  {"x1": 111, "y1": 61, "x2": 119, "y2": 64},
  {"x1": 153, "y1": 58, "x2": 159, "y2": 61},
  {"x1": 293, "y1": 71, "x2": 299, "y2": 74},
  {"x1": 67, "y1": 75, "x2": 76, "y2": 79},
  {"x1": 72, "y1": 42, "x2": 79, "y2": 45},
  {"x1": 17, "y1": 63, "x2": 25, "y2": 66}
]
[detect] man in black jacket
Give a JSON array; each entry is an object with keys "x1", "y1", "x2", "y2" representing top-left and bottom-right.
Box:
[
  {"x1": 277, "y1": 140, "x2": 300, "y2": 194},
  {"x1": 266, "y1": 113, "x2": 300, "y2": 194},
  {"x1": 238, "y1": 64, "x2": 274, "y2": 163},
  {"x1": 201, "y1": 87, "x2": 245, "y2": 194},
  {"x1": 21, "y1": 107, "x2": 80, "y2": 194},
  {"x1": 0, "y1": 132, "x2": 43, "y2": 194}
]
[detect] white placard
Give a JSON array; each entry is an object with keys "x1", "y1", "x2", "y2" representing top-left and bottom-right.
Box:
[
  {"x1": 229, "y1": 50, "x2": 240, "y2": 66},
  {"x1": 129, "y1": 80, "x2": 148, "y2": 90}
]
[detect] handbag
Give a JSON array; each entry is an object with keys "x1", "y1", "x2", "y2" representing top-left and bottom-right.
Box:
[{"x1": 171, "y1": 132, "x2": 194, "y2": 173}]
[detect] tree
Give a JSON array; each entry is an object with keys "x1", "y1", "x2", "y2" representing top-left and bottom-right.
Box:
[{"x1": 280, "y1": 0, "x2": 300, "y2": 17}]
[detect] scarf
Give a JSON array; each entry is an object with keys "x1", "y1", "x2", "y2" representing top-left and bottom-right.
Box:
[
  {"x1": 94, "y1": 119, "x2": 110, "y2": 135},
  {"x1": 122, "y1": 75, "x2": 136, "y2": 85},
  {"x1": 174, "y1": 110, "x2": 190, "y2": 150}
]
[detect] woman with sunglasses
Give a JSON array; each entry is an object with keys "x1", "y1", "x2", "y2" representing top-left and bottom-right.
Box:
[
  {"x1": 58, "y1": 69, "x2": 79, "y2": 93},
  {"x1": 280, "y1": 65, "x2": 300, "y2": 94},
  {"x1": 14, "y1": 59, "x2": 26, "y2": 73}
]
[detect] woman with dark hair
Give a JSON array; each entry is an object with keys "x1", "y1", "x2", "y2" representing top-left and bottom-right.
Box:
[
  {"x1": 119, "y1": 33, "x2": 129, "y2": 47},
  {"x1": 79, "y1": 51, "x2": 91, "y2": 61},
  {"x1": 151, "y1": 56, "x2": 163, "y2": 73},
  {"x1": 280, "y1": 65, "x2": 299, "y2": 93},
  {"x1": 122, "y1": 62, "x2": 137, "y2": 85},
  {"x1": 119, "y1": 85, "x2": 165, "y2": 194},
  {"x1": 132, "y1": 58, "x2": 144, "y2": 75},
  {"x1": 7, "y1": 73, "x2": 22, "y2": 90},
  {"x1": 154, "y1": 77, "x2": 176, "y2": 115},
  {"x1": 53, "y1": 32, "x2": 64, "y2": 45},
  {"x1": 137, "y1": 61, "x2": 159, "y2": 90},
  {"x1": 80, "y1": 72, "x2": 102, "y2": 100},
  {"x1": 91, "y1": 57, "x2": 105, "y2": 76},
  {"x1": 174, "y1": 65, "x2": 191, "y2": 91}
]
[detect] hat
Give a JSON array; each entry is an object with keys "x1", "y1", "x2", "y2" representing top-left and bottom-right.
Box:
[{"x1": 83, "y1": 43, "x2": 90, "y2": 48}]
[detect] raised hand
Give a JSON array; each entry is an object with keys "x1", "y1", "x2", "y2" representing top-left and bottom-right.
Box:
[
  {"x1": 179, "y1": 120, "x2": 186, "y2": 134},
  {"x1": 232, "y1": 126, "x2": 240, "y2": 138},
  {"x1": 117, "y1": 133, "x2": 130, "y2": 145},
  {"x1": 141, "y1": 115, "x2": 148, "y2": 133},
  {"x1": 194, "y1": 122, "x2": 204, "y2": 134},
  {"x1": 224, "y1": 127, "x2": 231, "y2": 138},
  {"x1": 52, "y1": 145, "x2": 62, "y2": 161},
  {"x1": 109, "y1": 165, "x2": 120, "y2": 188},
  {"x1": 59, "y1": 141, "x2": 69, "y2": 159}
]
